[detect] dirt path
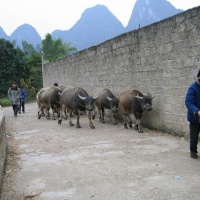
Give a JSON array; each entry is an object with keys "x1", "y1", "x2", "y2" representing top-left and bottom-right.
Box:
[{"x1": 1, "y1": 103, "x2": 200, "y2": 200}]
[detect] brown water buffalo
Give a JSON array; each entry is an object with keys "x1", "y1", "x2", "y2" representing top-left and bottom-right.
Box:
[
  {"x1": 119, "y1": 89, "x2": 154, "y2": 133},
  {"x1": 36, "y1": 86, "x2": 62, "y2": 120},
  {"x1": 58, "y1": 87, "x2": 98, "y2": 129},
  {"x1": 92, "y1": 88, "x2": 119, "y2": 124}
]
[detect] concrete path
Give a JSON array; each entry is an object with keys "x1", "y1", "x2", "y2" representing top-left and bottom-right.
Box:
[{"x1": 1, "y1": 103, "x2": 200, "y2": 200}]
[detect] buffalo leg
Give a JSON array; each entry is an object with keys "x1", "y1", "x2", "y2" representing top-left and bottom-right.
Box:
[
  {"x1": 134, "y1": 112, "x2": 143, "y2": 133},
  {"x1": 101, "y1": 108, "x2": 105, "y2": 123},
  {"x1": 98, "y1": 108, "x2": 102, "y2": 122},
  {"x1": 38, "y1": 106, "x2": 42, "y2": 119},
  {"x1": 68, "y1": 111, "x2": 75, "y2": 126},
  {"x1": 112, "y1": 113, "x2": 117, "y2": 125},
  {"x1": 92, "y1": 106, "x2": 96, "y2": 120},
  {"x1": 136, "y1": 118, "x2": 143, "y2": 133},
  {"x1": 45, "y1": 108, "x2": 50, "y2": 120},
  {"x1": 58, "y1": 105, "x2": 64, "y2": 124},
  {"x1": 63, "y1": 107, "x2": 68, "y2": 120},
  {"x1": 38, "y1": 104, "x2": 45, "y2": 119},
  {"x1": 52, "y1": 107, "x2": 57, "y2": 120},
  {"x1": 123, "y1": 114, "x2": 128, "y2": 129},
  {"x1": 87, "y1": 111, "x2": 95, "y2": 129},
  {"x1": 75, "y1": 110, "x2": 81, "y2": 128},
  {"x1": 57, "y1": 107, "x2": 60, "y2": 118},
  {"x1": 41, "y1": 108, "x2": 45, "y2": 117},
  {"x1": 43, "y1": 108, "x2": 48, "y2": 119},
  {"x1": 128, "y1": 116, "x2": 132, "y2": 128}
]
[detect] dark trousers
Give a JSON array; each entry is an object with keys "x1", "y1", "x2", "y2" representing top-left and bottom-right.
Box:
[
  {"x1": 12, "y1": 105, "x2": 19, "y2": 116},
  {"x1": 19, "y1": 101, "x2": 25, "y2": 112},
  {"x1": 189, "y1": 122, "x2": 200, "y2": 153}
]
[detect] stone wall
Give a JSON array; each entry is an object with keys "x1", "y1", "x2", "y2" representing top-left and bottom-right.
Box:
[
  {"x1": 0, "y1": 110, "x2": 7, "y2": 194},
  {"x1": 43, "y1": 6, "x2": 200, "y2": 136}
]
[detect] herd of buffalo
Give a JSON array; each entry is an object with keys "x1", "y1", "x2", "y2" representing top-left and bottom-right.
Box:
[{"x1": 36, "y1": 86, "x2": 154, "y2": 133}]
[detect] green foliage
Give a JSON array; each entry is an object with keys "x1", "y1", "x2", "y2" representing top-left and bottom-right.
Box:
[
  {"x1": 0, "y1": 98, "x2": 11, "y2": 106},
  {"x1": 20, "y1": 41, "x2": 42, "y2": 100},
  {"x1": 42, "y1": 33, "x2": 77, "y2": 61},
  {"x1": 22, "y1": 44, "x2": 42, "y2": 91},
  {"x1": 20, "y1": 78, "x2": 39, "y2": 101},
  {"x1": 22, "y1": 41, "x2": 37, "y2": 57},
  {"x1": 0, "y1": 39, "x2": 30, "y2": 96},
  {"x1": 1, "y1": 36, "x2": 75, "y2": 100}
]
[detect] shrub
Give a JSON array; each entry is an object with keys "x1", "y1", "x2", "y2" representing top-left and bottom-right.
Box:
[{"x1": 0, "y1": 98, "x2": 11, "y2": 107}]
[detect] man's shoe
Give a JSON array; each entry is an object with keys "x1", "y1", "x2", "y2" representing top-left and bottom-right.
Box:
[
  {"x1": 14, "y1": 114, "x2": 17, "y2": 117},
  {"x1": 190, "y1": 152, "x2": 199, "y2": 159},
  {"x1": 18, "y1": 111, "x2": 21, "y2": 114}
]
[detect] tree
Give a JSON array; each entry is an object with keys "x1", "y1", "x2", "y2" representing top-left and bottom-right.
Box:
[
  {"x1": 24, "y1": 51, "x2": 42, "y2": 91},
  {"x1": 42, "y1": 33, "x2": 77, "y2": 61},
  {"x1": 20, "y1": 41, "x2": 42, "y2": 99},
  {"x1": 22, "y1": 41, "x2": 37, "y2": 57},
  {"x1": 0, "y1": 39, "x2": 30, "y2": 96}
]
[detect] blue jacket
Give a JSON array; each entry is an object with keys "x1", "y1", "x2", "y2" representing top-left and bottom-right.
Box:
[
  {"x1": 21, "y1": 89, "x2": 27, "y2": 102},
  {"x1": 185, "y1": 81, "x2": 200, "y2": 124}
]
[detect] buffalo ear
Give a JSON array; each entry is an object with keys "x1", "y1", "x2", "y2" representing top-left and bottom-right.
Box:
[
  {"x1": 78, "y1": 94, "x2": 86, "y2": 100},
  {"x1": 106, "y1": 96, "x2": 112, "y2": 101},
  {"x1": 147, "y1": 93, "x2": 155, "y2": 100}
]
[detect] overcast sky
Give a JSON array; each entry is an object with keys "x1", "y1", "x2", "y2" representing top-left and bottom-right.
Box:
[{"x1": 0, "y1": 0, "x2": 200, "y2": 38}]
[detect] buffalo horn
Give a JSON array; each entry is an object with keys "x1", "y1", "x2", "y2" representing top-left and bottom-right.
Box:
[
  {"x1": 106, "y1": 96, "x2": 112, "y2": 101},
  {"x1": 78, "y1": 94, "x2": 86, "y2": 100},
  {"x1": 93, "y1": 95, "x2": 99, "y2": 100},
  {"x1": 135, "y1": 94, "x2": 143, "y2": 100}
]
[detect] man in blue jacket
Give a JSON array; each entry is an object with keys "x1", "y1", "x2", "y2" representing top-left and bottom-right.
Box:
[
  {"x1": 185, "y1": 70, "x2": 200, "y2": 158},
  {"x1": 18, "y1": 86, "x2": 27, "y2": 113}
]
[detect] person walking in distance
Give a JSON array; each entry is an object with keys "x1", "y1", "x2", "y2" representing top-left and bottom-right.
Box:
[
  {"x1": 185, "y1": 70, "x2": 200, "y2": 158},
  {"x1": 8, "y1": 82, "x2": 21, "y2": 117},
  {"x1": 18, "y1": 86, "x2": 27, "y2": 113}
]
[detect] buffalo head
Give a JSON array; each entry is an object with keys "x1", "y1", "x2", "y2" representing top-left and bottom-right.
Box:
[
  {"x1": 106, "y1": 96, "x2": 119, "y2": 113},
  {"x1": 78, "y1": 94, "x2": 98, "y2": 111},
  {"x1": 135, "y1": 93, "x2": 154, "y2": 111}
]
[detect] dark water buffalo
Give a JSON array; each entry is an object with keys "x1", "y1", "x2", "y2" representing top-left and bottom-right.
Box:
[
  {"x1": 36, "y1": 86, "x2": 62, "y2": 120},
  {"x1": 92, "y1": 88, "x2": 119, "y2": 124},
  {"x1": 119, "y1": 89, "x2": 154, "y2": 133},
  {"x1": 58, "y1": 87, "x2": 98, "y2": 129}
]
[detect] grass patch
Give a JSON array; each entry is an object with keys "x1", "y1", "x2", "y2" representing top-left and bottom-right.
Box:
[
  {"x1": 0, "y1": 98, "x2": 11, "y2": 107},
  {"x1": 0, "y1": 96, "x2": 36, "y2": 107}
]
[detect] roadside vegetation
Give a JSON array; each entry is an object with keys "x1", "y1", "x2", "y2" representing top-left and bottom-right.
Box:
[{"x1": 0, "y1": 35, "x2": 77, "y2": 106}]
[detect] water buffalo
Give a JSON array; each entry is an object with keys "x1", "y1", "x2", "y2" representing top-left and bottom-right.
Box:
[
  {"x1": 36, "y1": 86, "x2": 62, "y2": 120},
  {"x1": 58, "y1": 87, "x2": 98, "y2": 129},
  {"x1": 92, "y1": 88, "x2": 119, "y2": 124},
  {"x1": 119, "y1": 89, "x2": 154, "y2": 133}
]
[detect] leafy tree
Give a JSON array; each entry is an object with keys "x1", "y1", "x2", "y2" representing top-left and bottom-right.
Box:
[
  {"x1": 20, "y1": 41, "x2": 42, "y2": 99},
  {"x1": 22, "y1": 41, "x2": 37, "y2": 57},
  {"x1": 0, "y1": 39, "x2": 30, "y2": 96},
  {"x1": 42, "y1": 33, "x2": 77, "y2": 61},
  {"x1": 24, "y1": 51, "x2": 42, "y2": 90}
]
